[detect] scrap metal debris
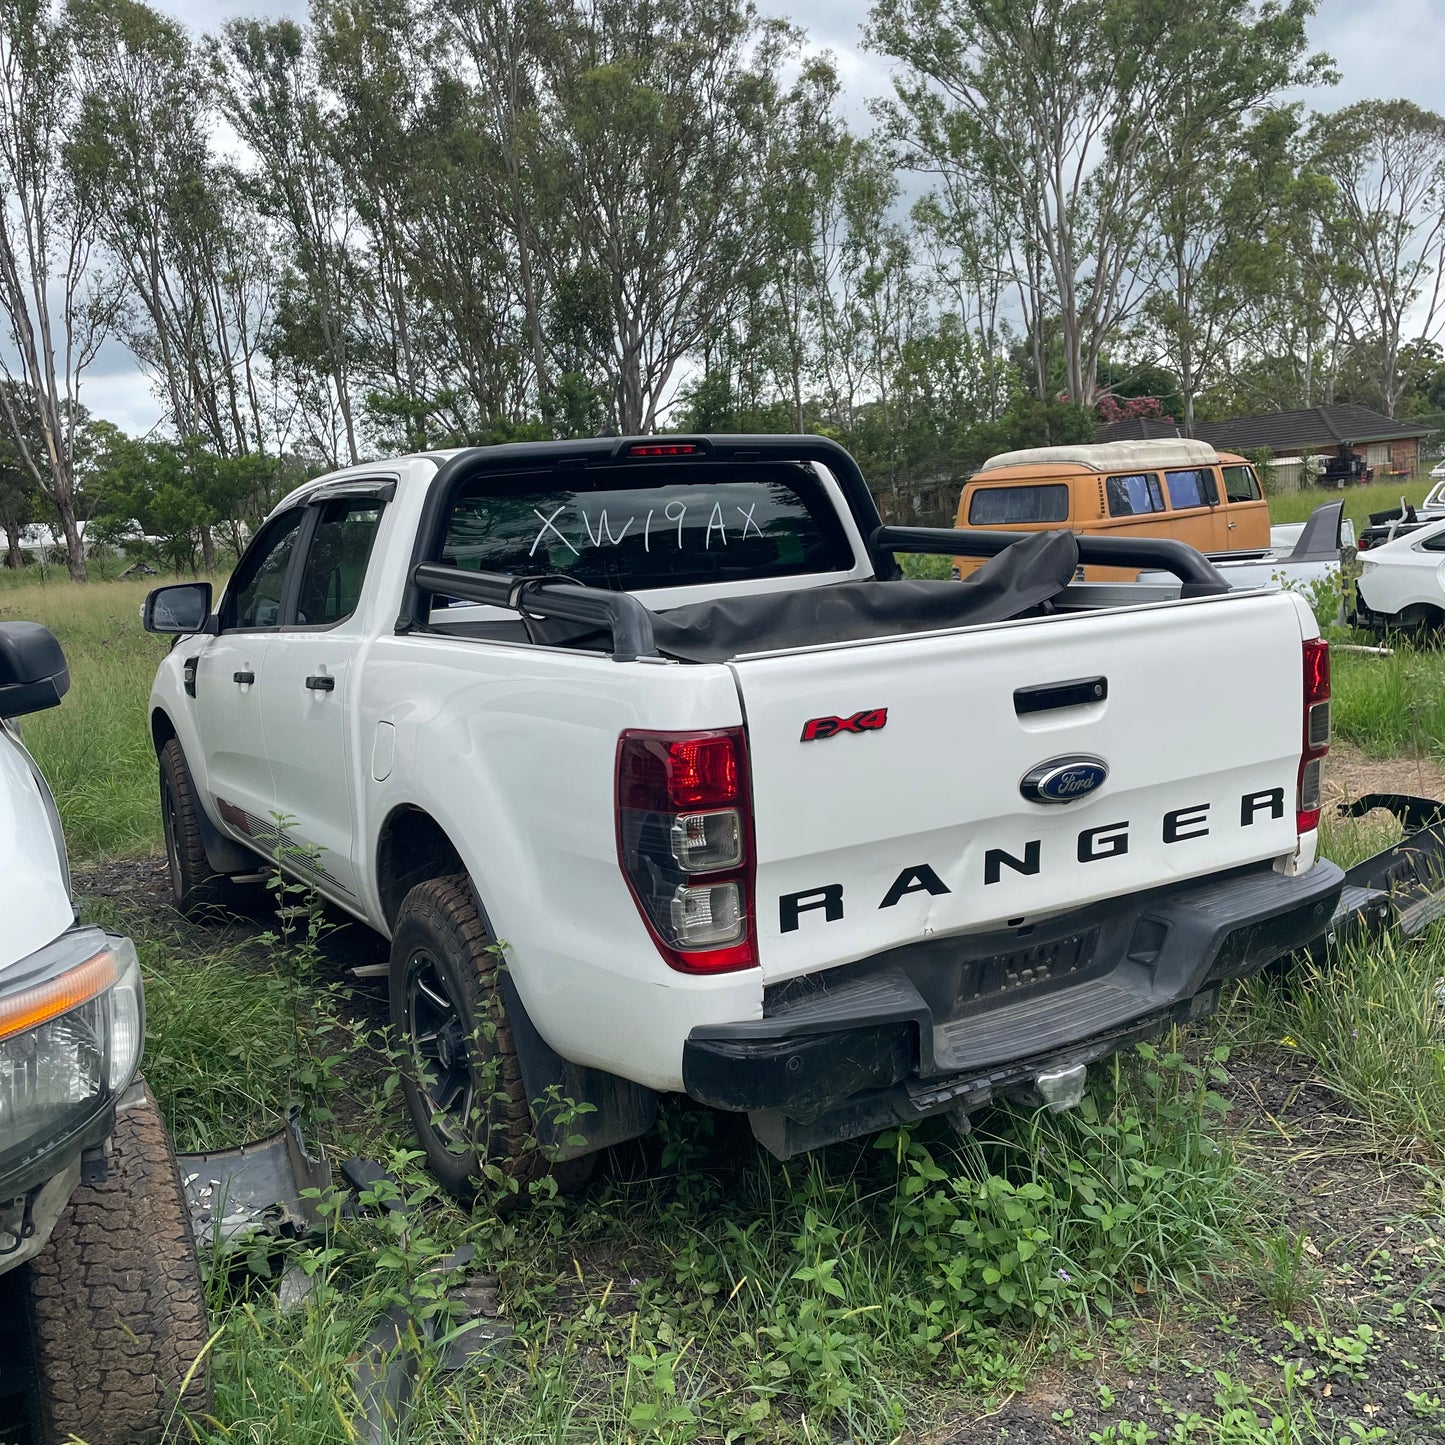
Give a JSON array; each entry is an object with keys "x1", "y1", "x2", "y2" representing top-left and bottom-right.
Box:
[
  {"x1": 178, "y1": 1108, "x2": 332, "y2": 1251},
  {"x1": 350, "y1": 1243, "x2": 513, "y2": 1444}
]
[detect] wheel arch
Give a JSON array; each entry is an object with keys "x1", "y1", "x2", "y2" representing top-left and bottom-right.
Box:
[
  {"x1": 150, "y1": 706, "x2": 178, "y2": 754},
  {"x1": 375, "y1": 804, "x2": 466, "y2": 932},
  {"x1": 377, "y1": 805, "x2": 658, "y2": 1160},
  {"x1": 1397, "y1": 601, "x2": 1445, "y2": 634}
]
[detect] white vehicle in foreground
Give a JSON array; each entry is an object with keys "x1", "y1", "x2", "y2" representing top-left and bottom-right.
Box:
[
  {"x1": 1355, "y1": 515, "x2": 1445, "y2": 636},
  {"x1": 0, "y1": 622, "x2": 208, "y2": 1442},
  {"x1": 143, "y1": 435, "x2": 1343, "y2": 1196}
]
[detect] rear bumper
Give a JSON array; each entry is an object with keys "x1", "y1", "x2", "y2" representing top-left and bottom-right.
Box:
[
  {"x1": 683, "y1": 859, "x2": 1344, "y2": 1156},
  {"x1": 1352, "y1": 582, "x2": 1390, "y2": 631}
]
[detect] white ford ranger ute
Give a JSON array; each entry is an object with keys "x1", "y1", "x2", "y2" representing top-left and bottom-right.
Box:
[{"x1": 143, "y1": 435, "x2": 1343, "y2": 1195}]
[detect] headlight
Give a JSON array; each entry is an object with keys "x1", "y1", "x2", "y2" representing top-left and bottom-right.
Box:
[
  {"x1": 0, "y1": 930, "x2": 143, "y2": 1172},
  {"x1": 1360, "y1": 560, "x2": 1377, "y2": 576}
]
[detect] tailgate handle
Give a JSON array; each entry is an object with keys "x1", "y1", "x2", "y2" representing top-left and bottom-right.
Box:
[{"x1": 1014, "y1": 676, "x2": 1107, "y2": 715}]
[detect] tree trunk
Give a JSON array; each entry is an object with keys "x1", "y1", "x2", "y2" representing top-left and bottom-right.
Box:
[
  {"x1": 200, "y1": 525, "x2": 217, "y2": 573},
  {"x1": 58, "y1": 502, "x2": 86, "y2": 583},
  {"x1": 3, "y1": 523, "x2": 21, "y2": 568}
]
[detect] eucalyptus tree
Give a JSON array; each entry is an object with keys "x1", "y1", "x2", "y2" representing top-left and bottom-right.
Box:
[
  {"x1": 315, "y1": 0, "x2": 440, "y2": 448},
  {"x1": 868, "y1": 0, "x2": 1313, "y2": 410},
  {"x1": 1307, "y1": 99, "x2": 1445, "y2": 417},
  {"x1": 438, "y1": 0, "x2": 553, "y2": 403},
  {"x1": 213, "y1": 17, "x2": 363, "y2": 463},
  {"x1": 1138, "y1": 1, "x2": 1327, "y2": 433},
  {"x1": 69, "y1": 0, "x2": 277, "y2": 476},
  {"x1": 0, "y1": 0, "x2": 115, "y2": 579},
  {"x1": 528, "y1": 0, "x2": 796, "y2": 433},
  {"x1": 0, "y1": 385, "x2": 41, "y2": 567}
]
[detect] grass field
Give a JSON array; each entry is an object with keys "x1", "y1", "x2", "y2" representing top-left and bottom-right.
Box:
[
  {"x1": 6, "y1": 555, "x2": 1445, "y2": 1443},
  {"x1": 0, "y1": 575, "x2": 170, "y2": 857},
  {"x1": 1267, "y1": 478, "x2": 1437, "y2": 530}
]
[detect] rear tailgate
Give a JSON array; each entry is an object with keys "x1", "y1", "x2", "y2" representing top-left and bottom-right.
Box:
[{"x1": 733, "y1": 590, "x2": 1310, "y2": 982}]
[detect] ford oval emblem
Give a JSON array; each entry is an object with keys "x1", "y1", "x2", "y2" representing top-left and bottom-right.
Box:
[{"x1": 1020, "y1": 755, "x2": 1109, "y2": 805}]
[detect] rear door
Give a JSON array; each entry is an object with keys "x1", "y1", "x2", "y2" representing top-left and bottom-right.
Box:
[
  {"x1": 1162, "y1": 468, "x2": 1227, "y2": 551},
  {"x1": 731, "y1": 592, "x2": 1307, "y2": 982}
]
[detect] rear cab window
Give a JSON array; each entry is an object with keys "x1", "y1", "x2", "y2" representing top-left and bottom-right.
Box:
[
  {"x1": 966, "y1": 484, "x2": 1069, "y2": 525},
  {"x1": 294, "y1": 499, "x2": 385, "y2": 627},
  {"x1": 440, "y1": 463, "x2": 855, "y2": 592}
]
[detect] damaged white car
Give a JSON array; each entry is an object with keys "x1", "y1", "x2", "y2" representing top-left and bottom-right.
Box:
[{"x1": 0, "y1": 621, "x2": 209, "y2": 1443}]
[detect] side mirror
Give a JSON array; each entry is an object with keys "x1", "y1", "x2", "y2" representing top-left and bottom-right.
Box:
[
  {"x1": 142, "y1": 582, "x2": 214, "y2": 635},
  {"x1": 0, "y1": 621, "x2": 70, "y2": 717}
]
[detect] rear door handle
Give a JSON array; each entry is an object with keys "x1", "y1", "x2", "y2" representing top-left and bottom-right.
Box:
[
  {"x1": 305, "y1": 674, "x2": 335, "y2": 692},
  {"x1": 233, "y1": 671, "x2": 255, "y2": 685}
]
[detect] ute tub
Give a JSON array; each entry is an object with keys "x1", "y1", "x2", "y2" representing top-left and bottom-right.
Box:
[{"x1": 683, "y1": 858, "x2": 1343, "y2": 1158}]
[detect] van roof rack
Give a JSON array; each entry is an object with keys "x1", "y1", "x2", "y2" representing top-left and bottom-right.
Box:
[{"x1": 979, "y1": 439, "x2": 1221, "y2": 473}]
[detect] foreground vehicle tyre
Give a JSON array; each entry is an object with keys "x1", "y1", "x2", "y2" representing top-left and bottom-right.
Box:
[
  {"x1": 26, "y1": 1087, "x2": 212, "y2": 1445},
  {"x1": 389, "y1": 874, "x2": 594, "y2": 1203},
  {"x1": 158, "y1": 738, "x2": 223, "y2": 918}
]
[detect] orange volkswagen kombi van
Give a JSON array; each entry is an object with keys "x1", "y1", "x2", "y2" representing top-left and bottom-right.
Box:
[{"x1": 952, "y1": 440, "x2": 1269, "y2": 580}]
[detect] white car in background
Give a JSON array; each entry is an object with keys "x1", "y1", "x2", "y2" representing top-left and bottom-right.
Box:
[{"x1": 1355, "y1": 516, "x2": 1445, "y2": 636}]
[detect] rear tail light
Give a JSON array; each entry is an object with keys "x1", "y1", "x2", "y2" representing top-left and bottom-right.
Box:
[
  {"x1": 1298, "y1": 638, "x2": 1330, "y2": 833},
  {"x1": 627, "y1": 443, "x2": 697, "y2": 457},
  {"x1": 617, "y1": 729, "x2": 756, "y2": 973}
]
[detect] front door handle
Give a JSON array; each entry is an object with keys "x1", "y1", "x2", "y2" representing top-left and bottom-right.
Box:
[
  {"x1": 305, "y1": 674, "x2": 335, "y2": 692},
  {"x1": 233, "y1": 670, "x2": 255, "y2": 685}
]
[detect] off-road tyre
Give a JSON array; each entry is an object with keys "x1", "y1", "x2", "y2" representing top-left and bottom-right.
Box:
[
  {"x1": 158, "y1": 737, "x2": 228, "y2": 918},
  {"x1": 26, "y1": 1086, "x2": 212, "y2": 1445},
  {"x1": 389, "y1": 874, "x2": 595, "y2": 1204}
]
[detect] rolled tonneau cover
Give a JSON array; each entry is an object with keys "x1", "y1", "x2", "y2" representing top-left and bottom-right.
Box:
[{"x1": 528, "y1": 529, "x2": 1081, "y2": 662}]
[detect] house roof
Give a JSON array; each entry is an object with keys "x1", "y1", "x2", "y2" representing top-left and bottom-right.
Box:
[
  {"x1": 1093, "y1": 417, "x2": 1185, "y2": 444},
  {"x1": 1192, "y1": 404, "x2": 1433, "y2": 454}
]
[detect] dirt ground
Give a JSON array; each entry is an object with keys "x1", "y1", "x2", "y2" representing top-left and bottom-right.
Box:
[
  {"x1": 944, "y1": 1047, "x2": 1445, "y2": 1441},
  {"x1": 1327, "y1": 742, "x2": 1445, "y2": 809}
]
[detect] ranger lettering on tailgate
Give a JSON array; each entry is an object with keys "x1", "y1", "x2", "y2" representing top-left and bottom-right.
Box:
[{"x1": 779, "y1": 785, "x2": 1288, "y2": 931}]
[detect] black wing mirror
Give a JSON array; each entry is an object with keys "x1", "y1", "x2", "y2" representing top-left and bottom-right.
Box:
[
  {"x1": 142, "y1": 582, "x2": 215, "y2": 635},
  {"x1": 0, "y1": 621, "x2": 69, "y2": 717}
]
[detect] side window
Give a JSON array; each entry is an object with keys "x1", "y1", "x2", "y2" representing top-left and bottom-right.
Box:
[
  {"x1": 1222, "y1": 465, "x2": 1262, "y2": 502},
  {"x1": 1420, "y1": 530, "x2": 1445, "y2": 553},
  {"x1": 225, "y1": 510, "x2": 305, "y2": 631},
  {"x1": 294, "y1": 499, "x2": 385, "y2": 627},
  {"x1": 1105, "y1": 472, "x2": 1166, "y2": 518},
  {"x1": 1164, "y1": 468, "x2": 1218, "y2": 510},
  {"x1": 966, "y1": 484, "x2": 1070, "y2": 525}
]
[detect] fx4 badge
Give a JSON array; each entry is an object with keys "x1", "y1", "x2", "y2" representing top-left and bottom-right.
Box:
[{"x1": 800, "y1": 708, "x2": 888, "y2": 742}]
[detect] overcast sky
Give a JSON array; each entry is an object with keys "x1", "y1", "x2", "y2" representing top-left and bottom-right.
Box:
[{"x1": 86, "y1": 0, "x2": 1445, "y2": 434}]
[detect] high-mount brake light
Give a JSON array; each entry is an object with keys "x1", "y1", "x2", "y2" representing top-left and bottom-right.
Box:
[
  {"x1": 627, "y1": 443, "x2": 697, "y2": 457},
  {"x1": 1297, "y1": 638, "x2": 1331, "y2": 834},
  {"x1": 616, "y1": 729, "x2": 756, "y2": 974}
]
